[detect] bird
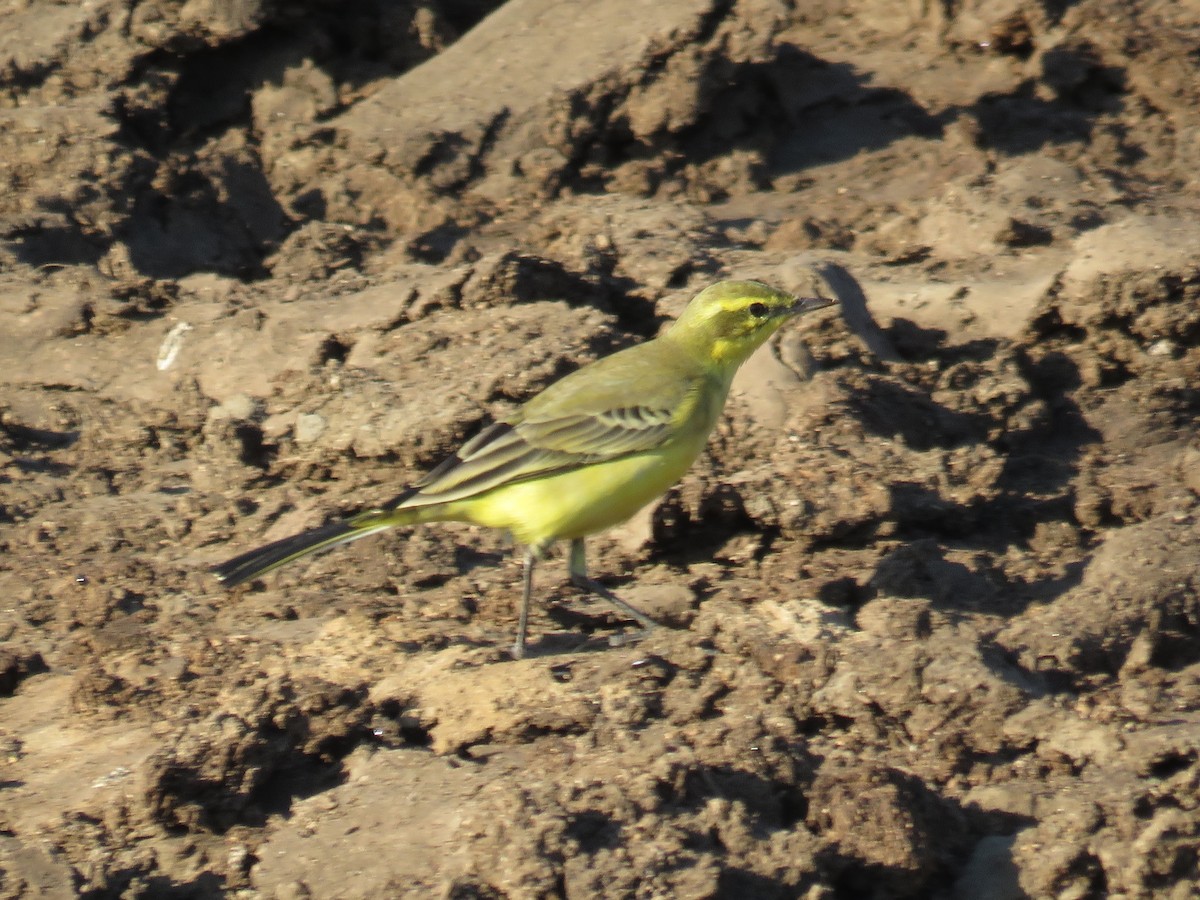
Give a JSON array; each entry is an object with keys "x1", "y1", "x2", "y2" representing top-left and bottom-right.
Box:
[{"x1": 211, "y1": 280, "x2": 835, "y2": 657}]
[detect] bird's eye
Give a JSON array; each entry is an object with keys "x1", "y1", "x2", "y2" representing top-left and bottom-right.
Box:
[{"x1": 748, "y1": 302, "x2": 769, "y2": 318}]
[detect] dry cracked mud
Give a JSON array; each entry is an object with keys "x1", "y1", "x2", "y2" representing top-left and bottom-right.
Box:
[{"x1": 2, "y1": 1, "x2": 1199, "y2": 898}]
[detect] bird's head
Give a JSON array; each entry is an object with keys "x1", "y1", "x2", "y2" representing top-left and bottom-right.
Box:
[{"x1": 666, "y1": 280, "x2": 835, "y2": 370}]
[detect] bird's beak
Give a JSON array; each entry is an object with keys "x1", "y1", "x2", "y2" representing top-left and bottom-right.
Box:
[{"x1": 788, "y1": 295, "x2": 837, "y2": 316}]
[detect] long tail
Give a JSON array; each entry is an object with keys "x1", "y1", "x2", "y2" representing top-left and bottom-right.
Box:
[{"x1": 211, "y1": 508, "x2": 405, "y2": 588}]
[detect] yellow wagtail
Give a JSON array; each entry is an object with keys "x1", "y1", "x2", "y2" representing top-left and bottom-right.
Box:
[{"x1": 212, "y1": 280, "x2": 835, "y2": 656}]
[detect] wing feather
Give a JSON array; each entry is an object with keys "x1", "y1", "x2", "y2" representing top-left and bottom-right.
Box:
[
  {"x1": 386, "y1": 340, "x2": 714, "y2": 511},
  {"x1": 390, "y1": 405, "x2": 682, "y2": 509}
]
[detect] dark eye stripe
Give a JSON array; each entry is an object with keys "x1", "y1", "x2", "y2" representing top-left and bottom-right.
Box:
[{"x1": 749, "y1": 302, "x2": 769, "y2": 318}]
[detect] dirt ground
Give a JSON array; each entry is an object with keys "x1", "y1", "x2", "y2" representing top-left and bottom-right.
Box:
[{"x1": 2, "y1": 1, "x2": 1199, "y2": 897}]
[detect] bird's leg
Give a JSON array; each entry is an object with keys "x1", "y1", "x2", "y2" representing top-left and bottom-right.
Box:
[
  {"x1": 567, "y1": 538, "x2": 657, "y2": 636},
  {"x1": 511, "y1": 548, "x2": 539, "y2": 660}
]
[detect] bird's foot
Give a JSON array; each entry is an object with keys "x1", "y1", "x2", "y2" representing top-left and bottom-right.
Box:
[{"x1": 607, "y1": 625, "x2": 655, "y2": 649}]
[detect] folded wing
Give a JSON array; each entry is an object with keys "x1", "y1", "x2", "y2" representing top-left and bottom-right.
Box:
[{"x1": 384, "y1": 404, "x2": 680, "y2": 511}]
